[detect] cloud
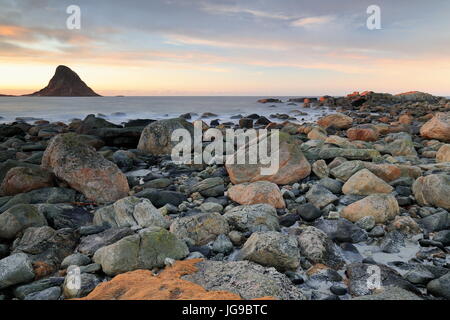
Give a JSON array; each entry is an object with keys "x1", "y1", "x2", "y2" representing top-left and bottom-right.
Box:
[{"x1": 291, "y1": 16, "x2": 334, "y2": 28}]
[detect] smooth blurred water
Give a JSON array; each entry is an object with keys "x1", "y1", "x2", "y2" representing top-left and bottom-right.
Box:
[{"x1": 0, "y1": 96, "x2": 330, "y2": 124}]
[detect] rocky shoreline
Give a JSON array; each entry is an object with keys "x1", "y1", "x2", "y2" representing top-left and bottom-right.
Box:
[{"x1": 0, "y1": 90, "x2": 449, "y2": 300}]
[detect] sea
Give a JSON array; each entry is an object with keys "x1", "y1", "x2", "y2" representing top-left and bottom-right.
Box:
[{"x1": 0, "y1": 96, "x2": 330, "y2": 125}]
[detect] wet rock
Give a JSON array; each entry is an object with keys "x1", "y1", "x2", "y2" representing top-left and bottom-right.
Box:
[
  {"x1": 24, "y1": 286, "x2": 61, "y2": 300},
  {"x1": 419, "y1": 211, "x2": 450, "y2": 233},
  {"x1": 306, "y1": 184, "x2": 338, "y2": 209},
  {"x1": 380, "y1": 231, "x2": 406, "y2": 253},
  {"x1": 314, "y1": 219, "x2": 368, "y2": 243},
  {"x1": 137, "y1": 118, "x2": 194, "y2": 155},
  {"x1": 404, "y1": 266, "x2": 435, "y2": 285},
  {"x1": 387, "y1": 216, "x2": 421, "y2": 235},
  {"x1": 342, "y1": 169, "x2": 393, "y2": 196},
  {"x1": 135, "y1": 188, "x2": 187, "y2": 208},
  {"x1": 41, "y1": 133, "x2": 129, "y2": 204},
  {"x1": 227, "y1": 181, "x2": 285, "y2": 209},
  {"x1": 239, "y1": 231, "x2": 300, "y2": 271},
  {"x1": 318, "y1": 178, "x2": 343, "y2": 194},
  {"x1": 356, "y1": 216, "x2": 376, "y2": 231},
  {"x1": 297, "y1": 203, "x2": 322, "y2": 222},
  {"x1": 93, "y1": 227, "x2": 189, "y2": 276},
  {"x1": 341, "y1": 194, "x2": 400, "y2": 224},
  {"x1": 170, "y1": 212, "x2": 230, "y2": 246},
  {"x1": 413, "y1": 174, "x2": 450, "y2": 210},
  {"x1": 433, "y1": 230, "x2": 450, "y2": 246},
  {"x1": 0, "y1": 167, "x2": 54, "y2": 196},
  {"x1": 76, "y1": 114, "x2": 120, "y2": 135},
  {"x1": 38, "y1": 204, "x2": 92, "y2": 230},
  {"x1": 183, "y1": 260, "x2": 306, "y2": 300},
  {"x1": 223, "y1": 204, "x2": 280, "y2": 233},
  {"x1": 13, "y1": 277, "x2": 64, "y2": 299},
  {"x1": 226, "y1": 132, "x2": 311, "y2": 185},
  {"x1": 190, "y1": 177, "x2": 225, "y2": 197},
  {"x1": 77, "y1": 227, "x2": 135, "y2": 256},
  {"x1": 0, "y1": 204, "x2": 47, "y2": 239},
  {"x1": 0, "y1": 253, "x2": 35, "y2": 289},
  {"x1": 427, "y1": 273, "x2": 450, "y2": 299},
  {"x1": 93, "y1": 196, "x2": 169, "y2": 229},
  {"x1": 61, "y1": 253, "x2": 91, "y2": 269}
]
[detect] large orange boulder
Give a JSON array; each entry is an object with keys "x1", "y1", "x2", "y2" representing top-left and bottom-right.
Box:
[
  {"x1": 42, "y1": 133, "x2": 129, "y2": 204},
  {"x1": 317, "y1": 113, "x2": 353, "y2": 129},
  {"x1": 342, "y1": 169, "x2": 393, "y2": 196},
  {"x1": 226, "y1": 132, "x2": 311, "y2": 185},
  {"x1": 420, "y1": 113, "x2": 450, "y2": 142},
  {"x1": 0, "y1": 167, "x2": 54, "y2": 196},
  {"x1": 347, "y1": 125, "x2": 379, "y2": 142},
  {"x1": 227, "y1": 181, "x2": 285, "y2": 208}
]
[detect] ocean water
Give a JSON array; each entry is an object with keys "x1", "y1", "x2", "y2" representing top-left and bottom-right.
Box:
[{"x1": 0, "y1": 96, "x2": 330, "y2": 125}]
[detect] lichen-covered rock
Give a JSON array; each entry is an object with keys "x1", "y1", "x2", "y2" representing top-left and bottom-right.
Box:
[
  {"x1": 170, "y1": 212, "x2": 229, "y2": 246},
  {"x1": 190, "y1": 177, "x2": 225, "y2": 197},
  {"x1": 306, "y1": 184, "x2": 338, "y2": 209},
  {"x1": 436, "y1": 144, "x2": 450, "y2": 163},
  {"x1": 137, "y1": 118, "x2": 194, "y2": 155},
  {"x1": 0, "y1": 204, "x2": 47, "y2": 240},
  {"x1": 413, "y1": 174, "x2": 450, "y2": 210},
  {"x1": 223, "y1": 204, "x2": 280, "y2": 233},
  {"x1": 227, "y1": 181, "x2": 285, "y2": 209},
  {"x1": 93, "y1": 227, "x2": 189, "y2": 276},
  {"x1": 41, "y1": 133, "x2": 129, "y2": 204},
  {"x1": 239, "y1": 231, "x2": 300, "y2": 271}
]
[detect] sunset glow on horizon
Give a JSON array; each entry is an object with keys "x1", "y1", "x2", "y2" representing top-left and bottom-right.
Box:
[{"x1": 1, "y1": 0, "x2": 450, "y2": 96}]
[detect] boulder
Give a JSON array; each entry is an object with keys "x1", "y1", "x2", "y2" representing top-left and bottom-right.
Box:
[
  {"x1": 436, "y1": 144, "x2": 450, "y2": 163},
  {"x1": 330, "y1": 161, "x2": 365, "y2": 182},
  {"x1": 352, "y1": 287, "x2": 422, "y2": 300},
  {"x1": 0, "y1": 253, "x2": 35, "y2": 289},
  {"x1": 305, "y1": 184, "x2": 338, "y2": 209},
  {"x1": 227, "y1": 181, "x2": 285, "y2": 209},
  {"x1": 383, "y1": 133, "x2": 417, "y2": 157},
  {"x1": 0, "y1": 204, "x2": 47, "y2": 240},
  {"x1": 0, "y1": 167, "x2": 54, "y2": 196},
  {"x1": 347, "y1": 125, "x2": 379, "y2": 142},
  {"x1": 135, "y1": 188, "x2": 187, "y2": 208},
  {"x1": 420, "y1": 113, "x2": 450, "y2": 142},
  {"x1": 190, "y1": 177, "x2": 224, "y2": 197},
  {"x1": 182, "y1": 260, "x2": 306, "y2": 300},
  {"x1": 342, "y1": 169, "x2": 393, "y2": 195},
  {"x1": 93, "y1": 227, "x2": 189, "y2": 276},
  {"x1": 226, "y1": 132, "x2": 311, "y2": 185},
  {"x1": 223, "y1": 204, "x2": 280, "y2": 233},
  {"x1": 317, "y1": 113, "x2": 353, "y2": 129},
  {"x1": 412, "y1": 174, "x2": 450, "y2": 210},
  {"x1": 427, "y1": 273, "x2": 450, "y2": 299},
  {"x1": 311, "y1": 160, "x2": 329, "y2": 179},
  {"x1": 239, "y1": 231, "x2": 300, "y2": 271},
  {"x1": 93, "y1": 196, "x2": 169, "y2": 229},
  {"x1": 296, "y1": 226, "x2": 344, "y2": 269},
  {"x1": 137, "y1": 118, "x2": 194, "y2": 155},
  {"x1": 41, "y1": 133, "x2": 129, "y2": 204},
  {"x1": 341, "y1": 194, "x2": 400, "y2": 223},
  {"x1": 170, "y1": 212, "x2": 229, "y2": 246},
  {"x1": 77, "y1": 227, "x2": 135, "y2": 256}
]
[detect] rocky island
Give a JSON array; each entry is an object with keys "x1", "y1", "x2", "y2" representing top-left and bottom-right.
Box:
[
  {"x1": 25, "y1": 65, "x2": 101, "y2": 97},
  {"x1": 0, "y1": 90, "x2": 449, "y2": 301}
]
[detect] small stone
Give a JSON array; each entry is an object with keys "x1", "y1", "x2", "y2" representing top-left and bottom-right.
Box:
[{"x1": 355, "y1": 216, "x2": 376, "y2": 231}]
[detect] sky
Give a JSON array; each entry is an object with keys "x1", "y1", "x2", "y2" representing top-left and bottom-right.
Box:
[{"x1": 0, "y1": 0, "x2": 449, "y2": 96}]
